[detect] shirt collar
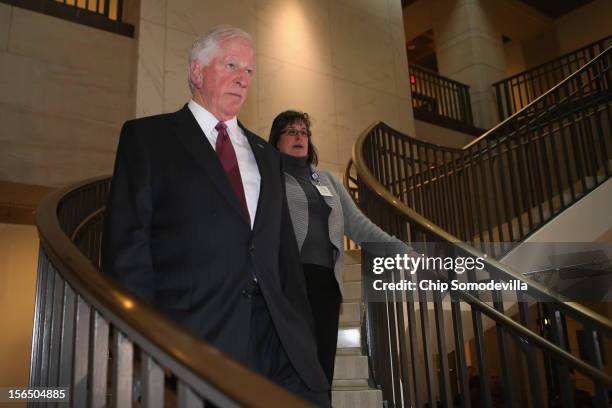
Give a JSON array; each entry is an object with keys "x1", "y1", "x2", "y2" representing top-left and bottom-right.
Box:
[{"x1": 188, "y1": 99, "x2": 240, "y2": 140}]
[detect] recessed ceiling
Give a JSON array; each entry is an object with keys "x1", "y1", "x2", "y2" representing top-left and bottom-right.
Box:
[{"x1": 517, "y1": 0, "x2": 594, "y2": 18}]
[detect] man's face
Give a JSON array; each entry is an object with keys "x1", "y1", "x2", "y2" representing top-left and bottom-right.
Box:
[{"x1": 191, "y1": 37, "x2": 255, "y2": 121}]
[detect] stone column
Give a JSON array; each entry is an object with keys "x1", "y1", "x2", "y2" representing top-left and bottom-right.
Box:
[{"x1": 433, "y1": 0, "x2": 506, "y2": 129}]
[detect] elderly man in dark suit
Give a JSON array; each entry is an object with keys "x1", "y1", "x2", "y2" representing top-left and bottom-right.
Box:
[{"x1": 102, "y1": 25, "x2": 329, "y2": 406}]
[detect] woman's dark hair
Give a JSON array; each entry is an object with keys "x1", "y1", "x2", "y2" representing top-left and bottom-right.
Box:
[{"x1": 268, "y1": 110, "x2": 319, "y2": 165}]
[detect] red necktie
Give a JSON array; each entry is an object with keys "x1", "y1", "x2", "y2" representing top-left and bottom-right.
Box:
[{"x1": 215, "y1": 122, "x2": 250, "y2": 224}]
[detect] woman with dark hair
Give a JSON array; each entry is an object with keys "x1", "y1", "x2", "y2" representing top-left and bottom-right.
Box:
[{"x1": 269, "y1": 110, "x2": 409, "y2": 386}]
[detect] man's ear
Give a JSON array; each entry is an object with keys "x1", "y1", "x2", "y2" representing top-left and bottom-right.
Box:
[{"x1": 190, "y1": 62, "x2": 203, "y2": 89}]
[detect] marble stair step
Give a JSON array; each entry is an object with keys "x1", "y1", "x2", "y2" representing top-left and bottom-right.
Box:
[
  {"x1": 336, "y1": 346, "x2": 361, "y2": 356},
  {"x1": 339, "y1": 302, "x2": 361, "y2": 325},
  {"x1": 332, "y1": 379, "x2": 369, "y2": 389},
  {"x1": 344, "y1": 250, "x2": 361, "y2": 265},
  {"x1": 332, "y1": 389, "x2": 383, "y2": 408},
  {"x1": 343, "y1": 263, "x2": 362, "y2": 283},
  {"x1": 334, "y1": 355, "x2": 369, "y2": 380},
  {"x1": 343, "y1": 280, "x2": 362, "y2": 302},
  {"x1": 337, "y1": 325, "x2": 361, "y2": 349}
]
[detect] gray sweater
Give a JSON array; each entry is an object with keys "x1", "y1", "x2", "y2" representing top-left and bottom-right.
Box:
[{"x1": 284, "y1": 165, "x2": 406, "y2": 298}]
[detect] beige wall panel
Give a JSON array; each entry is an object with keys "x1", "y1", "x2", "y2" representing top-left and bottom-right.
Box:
[
  {"x1": 317, "y1": 161, "x2": 343, "y2": 179},
  {"x1": 9, "y1": 8, "x2": 134, "y2": 87},
  {"x1": 0, "y1": 3, "x2": 9, "y2": 51},
  {"x1": 0, "y1": 104, "x2": 119, "y2": 152},
  {"x1": 257, "y1": 56, "x2": 338, "y2": 164},
  {"x1": 389, "y1": 23, "x2": 412, "y2": 99},
  {"x1": 387, "y1": 0, "x2": 404, "y2": 27},
  {"x1": 437, "y1": 31, "x2": 506, "y2": 76},
  {"x1": 555, "y1": 0, "x2": 612, "y2": 54},
  {"x1": 486, "y1": 0, "x2": 552, "y2": 42},
  {"x1": 334, "y1": 78, "x2": 401, "y2": 165},
  {"x1": 435, "y1": 32, "x2": 474, "y2": 75},
  {"x1": 257, "y1": 0, "x2": 334, "y2": 76},
  {"x1": 396, "y1": 96, "x2": 415, "y2": 136},
  {"x1": 163, "y1": 69, "x2": 190, "y2": 113},
  {"x1": 1, "y1": 52, "x2": 132, "y2": 125},
  {"x1": 503, "y1": 41, "x2": 526, "y2": 77},
  {"x1": 136, "y1": 20, "x2": 165, "y2": 118},
  {"x1": 413, "y1": 119, "x2": 474, "y2": 148},
  {"x1": 162, "y1": 28, "x2": 194, "y2": 113},
  {"x1": 166, "y1": 0, "x2": 257, "y2": 35},
  {"x1": 0, "y1": 142, "x2": 115, "y2": 187},
  {"x1": 141, "y1": 0, "x2": 166, "y2": 25},
  {"x1": 521, "y1": 28, "x2": 559, "y2": 69},
  {"x1": 1, "y1": 6, "x2": 135, "y2": 186},
  {"x1": 337, "y1": 0, "x2": 389, "y2": 21},
  {"x1": 330, "y1": 1, "x2": 397, "y2": 94},
  {"x1": 0, "y1": 223, "x2": 38, "y2": 390},
  {"x1": 0, "y1": 106, "x2": 119, "y2": 185}
]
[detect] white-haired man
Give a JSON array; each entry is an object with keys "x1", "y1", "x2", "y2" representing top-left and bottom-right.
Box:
[{"x1": 102, "y1": 25, "x2": 330, "y2": 406}]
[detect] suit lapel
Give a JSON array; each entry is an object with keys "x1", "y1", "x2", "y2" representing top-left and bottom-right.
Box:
[
  {"x1": 241, "y1": 123, "x2": 270, "y2": 232},
  {"x1": 172, "y1": 105, "x2": 248, "y2": 224}
]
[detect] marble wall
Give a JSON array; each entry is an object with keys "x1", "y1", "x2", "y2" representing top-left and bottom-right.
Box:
[
  {"x1": 0, "y1": 5, "x2": 136, "y2": 187},
  {"x1": 134, "y1": 0, "x2": 415, "y2": 176}
]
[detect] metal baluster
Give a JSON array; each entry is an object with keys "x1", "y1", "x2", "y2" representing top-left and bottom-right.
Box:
[
  {"x1": 494, "y1": 137, "x2": 513, "y2": 242},
  {"x1": 548, "y1": 308, "x2": 574, "y2": 408},
  {"x1": 583, "y1": 328, "x2": 610, "y2": 408},
  {"x1": 90, "y1": 311, "x2": 109, "y2": 408},
  {"x1": 533, "y1": 125, "x2": 555, "y2": 224},
  {"x1": 405, "y1": 273, "x2": 423, "y2": 408},
  {"x1": 417, "y1": 267, "x2": 438, "y2": 406},
  {"x1": 141, "y1": 354, "x2": 164, "y2": 408},
  {"x1": 178, "y1": 382, "x2": 204, "y2": 408},
  {"x1": 514, "y1": 128, "x2": 535, "y2": 234},
  {"x1": 112, "y1": 331, "x2": 133, "y2": 408},
  {"x1": 48, "y1": 272, "x2": 65, "y2": 388},
  {"x1": 29, "y1": 249, "x2": 49, "y2": 387},
  {"x1": 450, "y1": 291, "x2": 470, "y2": 408},
  {"x1": 466, "y1": 146, "x2": 485, "y2": 251},
  {"x1": 40, "y1": 262, "x2": 57, "y2": 387},
  {"x1": 516, "y1": 292, "x2": 544, "y2": 407},
  {"x1": 491, "y1": 290, "x2": 516, "y2": 408},
  {"x1": 504, "y1": 126, "x2": 525, "y2": 240},
  {"x1": 58, "y1": 283, "x2": 76, "y2": 403},
  {"x1": 433, "y1": 286, "x2": 453, "y2": 407},
  {"x1": 72, "y1": 296, "x2": 91, "y2": 408},
  {"x1": 467, "y1": 268, "x2": 492, "y2": 408}
]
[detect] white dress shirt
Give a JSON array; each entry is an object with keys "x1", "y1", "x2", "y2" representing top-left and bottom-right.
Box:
[{"x1": 188, "y1": 100, "x2": 260, "y2": 228}]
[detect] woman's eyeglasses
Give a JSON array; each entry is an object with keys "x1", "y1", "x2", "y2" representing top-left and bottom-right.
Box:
[{"x1": 281, "y1": 128, "x2": 310, "y2": 138}]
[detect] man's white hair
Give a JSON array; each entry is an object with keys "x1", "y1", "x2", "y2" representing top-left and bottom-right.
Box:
[{"x1": 187, "y1": 25, "x2": 253, "y2": 93}]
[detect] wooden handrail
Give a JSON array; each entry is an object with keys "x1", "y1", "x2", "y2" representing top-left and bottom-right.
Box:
[{"x1": 35, "y1": 176, "x2": 313, "y2": 408}]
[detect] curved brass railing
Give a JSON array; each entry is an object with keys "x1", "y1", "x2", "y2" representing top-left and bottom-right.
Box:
[
  {"x1": 347, "y1": 44, "x2": 612, "y2": 408},
  {"x1": 493, "y1": 35, "x2": 612, "y2": 120},
  {"x1": 32, "y1": 176, "x2": 312, "y2": 407},
  {"x1": 350, "y1": 120, "x2": 612, "y2": 408},
  {"x1": 360, "y1": 44, "x2": 612, "y2": 257}
]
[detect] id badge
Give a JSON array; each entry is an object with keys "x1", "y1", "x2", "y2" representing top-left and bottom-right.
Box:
[{"x1": 316, "y1": 185, "x2": 333, "y2": 197}]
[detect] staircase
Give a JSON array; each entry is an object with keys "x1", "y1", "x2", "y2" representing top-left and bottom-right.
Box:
[
  {"x1": 332, "y1": 250, "x2": 383, "y2": 408},
  {"x1": 345, "y1": 43, "x2": 612, "y2": 408}
]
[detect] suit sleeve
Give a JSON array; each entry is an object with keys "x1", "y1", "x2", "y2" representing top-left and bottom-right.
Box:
[{"x1": 101, "y1": 120, "x2": 155, "y2": 304}]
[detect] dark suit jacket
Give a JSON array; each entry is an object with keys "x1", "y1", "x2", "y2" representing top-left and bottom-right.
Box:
[{"x1": 102, "y1": 105, "x2": 328, "y2": 392}]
